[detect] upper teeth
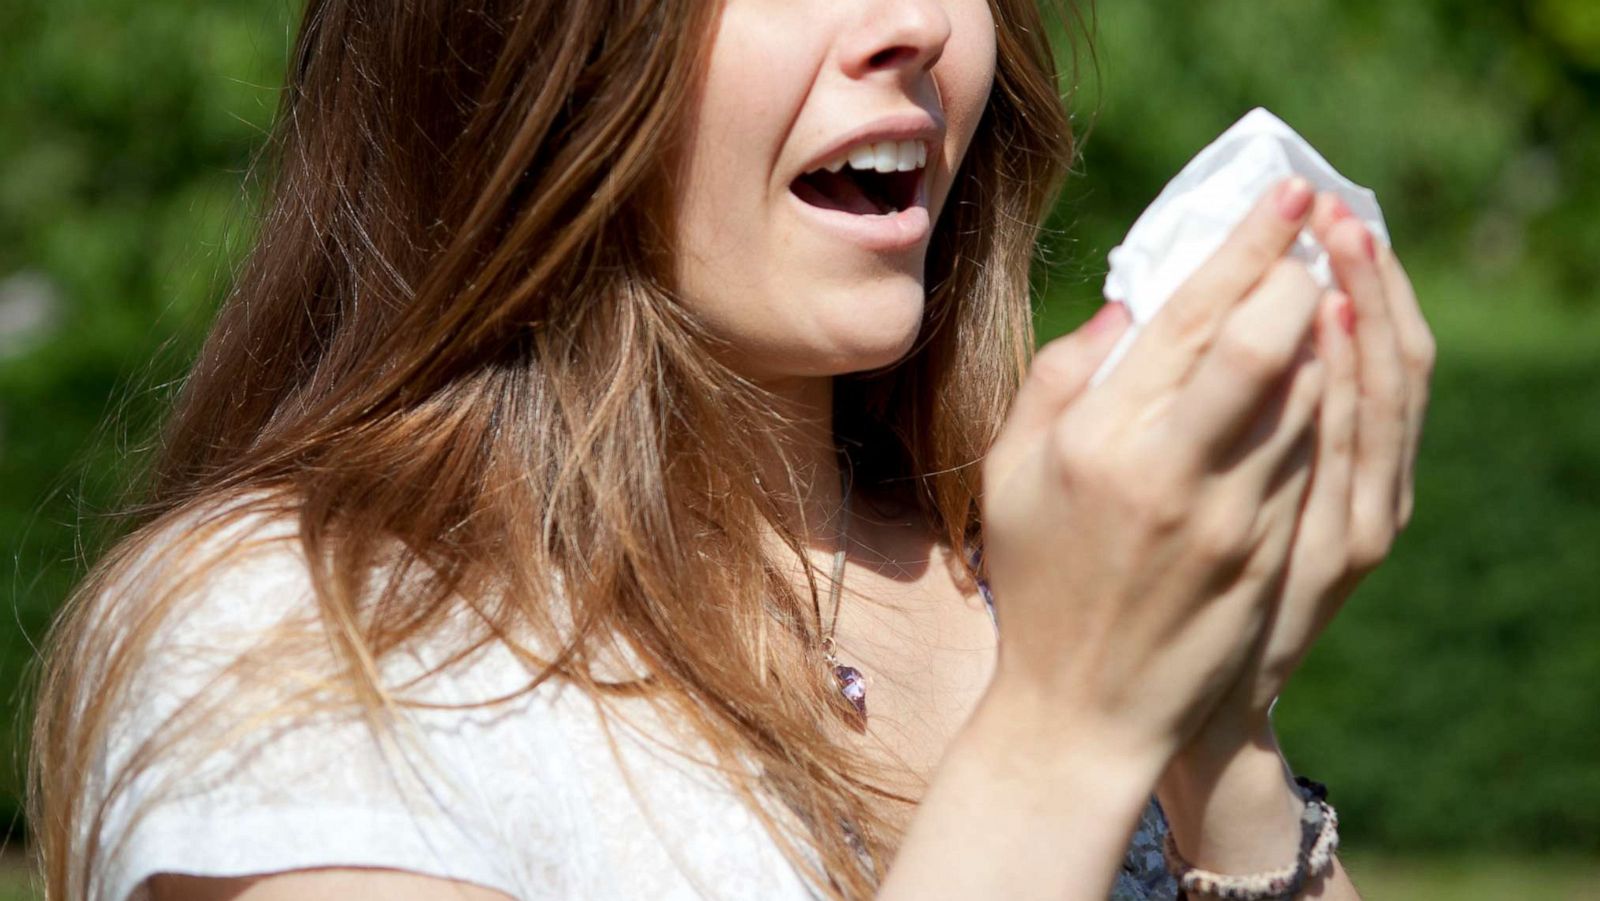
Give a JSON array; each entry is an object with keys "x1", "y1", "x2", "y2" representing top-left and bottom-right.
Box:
[{"x1": 817, "y1": 139, "x2": 928, "y2": 175}]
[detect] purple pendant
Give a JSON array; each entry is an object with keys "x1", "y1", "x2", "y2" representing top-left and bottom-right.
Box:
[{"x1": 833, "y1": 663, "x2": 868, "y2": 728}]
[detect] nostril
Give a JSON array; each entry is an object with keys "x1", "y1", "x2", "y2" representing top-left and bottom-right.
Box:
[{"x1": 866, "y1": 46, "x2": 919, "y2": 69}]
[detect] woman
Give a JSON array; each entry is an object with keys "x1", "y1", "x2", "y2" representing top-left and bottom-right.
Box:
[{"x1": 30, "y1": 0, "x2": 1434, "y2": 898}]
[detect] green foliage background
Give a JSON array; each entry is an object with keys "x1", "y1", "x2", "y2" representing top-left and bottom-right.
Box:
[{"x1": 2, "y1": 0, "x2": 1597, "y2": 859}]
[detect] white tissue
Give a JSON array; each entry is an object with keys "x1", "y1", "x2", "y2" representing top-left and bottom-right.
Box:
[{"x1": 1090, "y1": 107, "x2": 1390, "y2": 386}]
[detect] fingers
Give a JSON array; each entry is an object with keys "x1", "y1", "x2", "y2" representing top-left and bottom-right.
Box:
[
  {"x1": 1251, "y1": 433, "x2": 1316, "y2": 568},
  {"x1": 1313, "y1": 196, "x2": 1407, "y2": 569},
  {"x1": 1198, "y1": 296, "x2": 1363, "y2": 722},
  {"x1": 1103, "y1": 176, "x2": 1316, "y2": 406},
  {"x1": 1220, "y1": 345, "x2": 1326, "y2": 506},
  {"x1": 1374, "y1": 243, "x2": 1435, "y2": 529},
  {"x1": 988, "y1": 302, "x2": 1132, "y2": 476},
  {"x1": 1305, "y1": 290, "x2": 1359, "y2": 536},
  {"x1": 1163, "y1": 258, "x2": 1324, "y2": 469},
  {"x1": 1292, "y1": 292, "x2": 1359, "y2": 597},
  {"x1": 1184, "y1": 334, "x2": 1318, "y2": 588},
  {"x1": 1190, "y1": 343, "x2": 1323, "y2": 568}
]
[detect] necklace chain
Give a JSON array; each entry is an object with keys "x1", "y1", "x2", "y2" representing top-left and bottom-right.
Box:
[
  {"x1": 823, "y1": 460, "x2": 868, "y2": 728},
  {"x1": 822, "y1": 468, "x2": 849, "y2": 663}
]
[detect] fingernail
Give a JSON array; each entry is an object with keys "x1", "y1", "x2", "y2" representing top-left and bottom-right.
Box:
[
  {"x1": 1277, "y1": 177, "x2": 1313, "y2": 220},
  {"x1": 1338, "y1": 295, "x2": 1356, "y2": 336},
  {"x1": 1084, "y1": 301, "x2": 1128, "y2": 336},
  {"x1": 1330, "y1": 197, "x2": 1353, "y2": 222},
  {"x1": 1361, "y1": 230, "x2": 1377, "y2": 261}
]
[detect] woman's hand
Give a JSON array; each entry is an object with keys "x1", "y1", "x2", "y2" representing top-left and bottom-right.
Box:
[
  {"x1": 976, "y1": 176, "x2": 1328, "y2": 773},
  {"x1": 1185, "y1": 193, "x2": 1437, "y2": 745},
  {"x1": 891, "y1": 179, "x2": 1347, "y2": 901},
  {"x1": 1153, "y1": 194, "x2": 1430, "y2": 900}
]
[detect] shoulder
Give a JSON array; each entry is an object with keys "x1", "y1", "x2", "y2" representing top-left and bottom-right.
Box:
[
  {"x1": 94, "y1": 491, "x2": 542, "y2": 710},
  {"x1": 90, "y1": 492, "x2": 318, "y2": 660},
  {"x1": 81, "y1": 493, "x2": 584, "y2": 901},
  {"x1": 87, "y1": 495, "x2": 339, "y2": 757}
]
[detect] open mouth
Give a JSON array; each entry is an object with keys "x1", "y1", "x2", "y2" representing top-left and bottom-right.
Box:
[{"x1": 789, "y1": 140, "x2": 927, "y2": 216}]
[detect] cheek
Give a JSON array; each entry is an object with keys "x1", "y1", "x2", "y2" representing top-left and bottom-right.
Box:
[
  {"x1": 953, "y1": 1, "x2": 998, "y2": 101},
  {"x1": 674, "y1": 8, "x2": 816, "y2": 300},
  {"x1": 935, "y1": 1, "x2": 997, "y2": 197}
]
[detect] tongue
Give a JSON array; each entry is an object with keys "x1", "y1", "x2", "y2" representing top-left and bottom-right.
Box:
[{"x1": 792, "y1": 169, "x2": 890, "y2": 216}]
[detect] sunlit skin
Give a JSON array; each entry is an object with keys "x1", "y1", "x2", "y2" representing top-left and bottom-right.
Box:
[
  {"x1": 151, "y1": 0, "x2": 1433, "y2": 895},
  {"x1": 668, "y1": 0, "x2": 1008, "y2": 810},
  {"x1": 671, "y1": 1, "x2": 1417, "y2": 898},
  {"x1": 673, "y1": 0, "x2": 996, "y2": 382}
]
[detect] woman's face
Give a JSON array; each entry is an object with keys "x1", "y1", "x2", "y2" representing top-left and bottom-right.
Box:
[{"x1": 673, "y1": 0, "x2": 997, "y2": 381}]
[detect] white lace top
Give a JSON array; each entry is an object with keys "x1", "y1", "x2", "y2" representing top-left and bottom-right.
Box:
[{"x1": 89, "y1": 510, "x2": 1175, "y2": 901}]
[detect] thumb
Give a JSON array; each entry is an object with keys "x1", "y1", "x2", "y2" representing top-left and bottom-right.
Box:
[{"x1": 994, "y1": 302, "x2": 1131, "y2": 460}]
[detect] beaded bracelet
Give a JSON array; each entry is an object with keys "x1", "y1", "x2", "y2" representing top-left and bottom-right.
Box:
[{"x1": 1163, "y1": 778, "x2": 1340, "y2": 901}]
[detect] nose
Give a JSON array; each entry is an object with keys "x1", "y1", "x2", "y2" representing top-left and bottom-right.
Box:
[{"x1": 838, "y1": 0, "x2": 953, "y2": 82}]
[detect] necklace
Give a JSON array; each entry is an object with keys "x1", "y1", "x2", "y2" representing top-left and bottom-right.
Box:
[
  {"x1": 814, "y1": 466, "x2": 1000, "y2": 732},
  {"x1": 822, "y1": 466, "x2": 869, "y2": 731}
]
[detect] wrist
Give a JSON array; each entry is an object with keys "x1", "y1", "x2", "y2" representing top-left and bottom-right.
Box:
[
  {"x1": 1157, "y1": 721, "x2": 1306, "y2": 876},
  {"x1": 1169, "y1": 709, "x2": 1277, "y2": 776},
  {"x1": 885, "y1": 686, "x2": 1166, "y2": 901},
  {"x1": 963, "y1": 681, "x2": 1167, "y2": 814}
]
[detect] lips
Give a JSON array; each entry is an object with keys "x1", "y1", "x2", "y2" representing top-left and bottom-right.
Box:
[
  {"x1": 786, "y1": 184, "x2": 931, "y2": 254},
  {"x1": 791, "y1": 166, "x2": 922, "y2": 216},
  {"x1": 785, "y1": 118, "x2": 940, "y2": 251}
]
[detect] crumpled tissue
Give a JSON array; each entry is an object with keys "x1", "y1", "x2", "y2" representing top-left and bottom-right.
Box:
[{"x1": 1089, "y1": 107, "x2": 1391, "y2": 386}]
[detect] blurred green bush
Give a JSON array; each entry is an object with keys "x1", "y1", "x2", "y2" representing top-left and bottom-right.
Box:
[
  {"x1": 1043, "y1": 0, "x2": 1600, "y2": 857},
  {"x1": 0, "y1": 0, "x2": 280, "y2": 843},
  {"x1": 2, "y1": 0, "x2": 1596, "y2": 856}
]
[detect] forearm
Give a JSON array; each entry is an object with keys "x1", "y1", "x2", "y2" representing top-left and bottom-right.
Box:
[
  {"x1": 1157, "y1": 720, "x2": 1360, "y2": 899},
  {"x1": 878, "y1": 688, "x2": 1162, "y2": 901}
]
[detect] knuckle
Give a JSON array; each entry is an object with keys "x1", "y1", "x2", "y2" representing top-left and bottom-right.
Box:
[
  {"x1": 1238, "y1": 226, "x2": 1292, "y2": 270},
  {"x1": 1217, "y1": 330, "x2": 1291, "y2": 382},
  {"x1": 1148, "y1": 292, "x2": 1214, "y2": 349},
  {"x1": 1291, "y1": 359, "x2": 1327, "y2": 404},
  {"x1": 1049, "y1": 417, "x2": 1112, "y2": 482},
  {"x1": 1165, "y1": 300, "x2": 1213, "y2": 342},
  {"x1": 1291, "y1": 373, "x2": 1327, "y2": 433},
  {"x1": 1326, "y1": 419, "x2": 1356, "y2": 458},
  {"x1": 1267, "y1": 258, "x2": 1319, "y2": 298},
  {"x1": 1397, "y1": 493, "x2": 1416, "y2": 532},
  {"x1": 1348, "y1": 525, "x2": 1395, "y2": 571},
  {"x1": 1125, "y1": 466, "x2": 1195, "y2": 531},
  {"x1": 1361, "y1": 380, "x2": 1407, "y2": 419},
  {"x1": 1193, "y1": 504, "x2": 1255, "y2": 563},
  {"x1": 1404, "y1": 331, "x2": 1438, "y2": 377},
  {"x1": 1027, "y1": 337, "x2": 1082, "y2": 387}
]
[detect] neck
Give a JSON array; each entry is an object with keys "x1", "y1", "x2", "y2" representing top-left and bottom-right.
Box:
[{"x1": 754, "y1": 374, "x2": 848, "y2": 553}]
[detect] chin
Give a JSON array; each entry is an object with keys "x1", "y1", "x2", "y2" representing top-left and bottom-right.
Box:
[{"x1": 824, "y1": 285, "x2": 925, "y2": 373}]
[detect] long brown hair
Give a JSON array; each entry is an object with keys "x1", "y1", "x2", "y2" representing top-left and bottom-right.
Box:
[{"x1": 29, "y1": 0, "x2": 1087, "y2": 897}]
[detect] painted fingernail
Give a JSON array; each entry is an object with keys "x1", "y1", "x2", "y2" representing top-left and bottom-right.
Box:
[
  {"x1": 1338, "y1": 295, "x2": 1356, "y2": 336},
  {"x1": 1277, "y1": 177, "x2": 1313, "y2": 220},
  {"x1": 1330, "y1": 197, "x2": 1353, "y2": 222},
  {"x1": 1361, "y1": 230, "x2": 1377, "y2": 261}
]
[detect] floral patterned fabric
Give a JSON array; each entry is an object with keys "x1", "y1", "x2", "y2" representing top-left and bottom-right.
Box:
[{"x1": 1115, "y1": 799, "x2": 1180, "y2": 900}]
